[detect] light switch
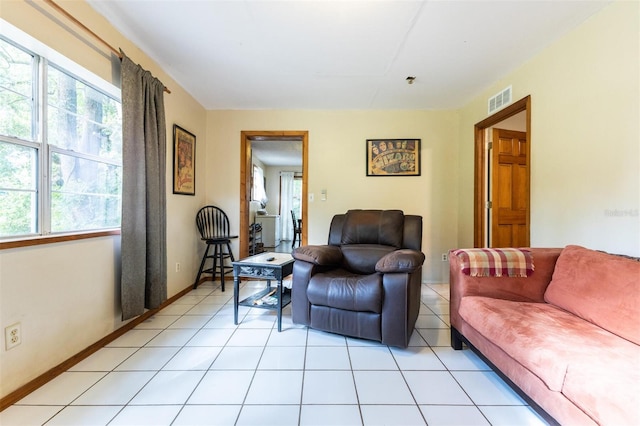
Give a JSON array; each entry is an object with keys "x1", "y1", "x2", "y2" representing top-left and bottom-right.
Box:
[{"x1": 309, "y1": 193, "x2": 314, "y2": 202}]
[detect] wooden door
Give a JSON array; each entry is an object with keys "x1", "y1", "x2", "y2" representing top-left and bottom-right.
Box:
[{"x1": 490, "y1": 128, "x2": 529, "y2": 247}]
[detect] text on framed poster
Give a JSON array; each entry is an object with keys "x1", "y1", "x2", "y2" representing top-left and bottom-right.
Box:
[{"x1": 366, "y1": 139, "x2": 421, "y2": 176}]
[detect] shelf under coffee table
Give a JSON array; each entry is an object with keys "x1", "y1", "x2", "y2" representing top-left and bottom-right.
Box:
[{"x1": 232, "y1": 252, "x2": 294, "y2": 332}]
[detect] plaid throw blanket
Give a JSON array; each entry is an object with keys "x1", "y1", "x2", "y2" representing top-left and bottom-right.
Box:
[{"x1": 451, "y1": 248, "x2": 534, "y2": 277}]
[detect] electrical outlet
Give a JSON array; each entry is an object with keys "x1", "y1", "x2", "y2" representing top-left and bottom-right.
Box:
[
  {"x1": 441, "y1": 253, "x2": 448, "y2": 262},
  {"x1": 5, "y1": 323, "x2": 21, "y2": 350},
  {"x1": 175, "y1": 262, "x2": 181, "y2": 272}
]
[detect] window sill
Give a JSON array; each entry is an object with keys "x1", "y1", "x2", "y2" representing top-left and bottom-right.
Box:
[{"x1": 0, "y1": 229, "x2": 121, "y2": 250}]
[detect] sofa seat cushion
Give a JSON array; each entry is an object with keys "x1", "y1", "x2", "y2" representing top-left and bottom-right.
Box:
[
  {"x1": 544, "y1": 245, "x2": 640, "y2": 345},
  {"x1": 459, "y1": 296, "x2": 640, "y2": 396},
  {"x1": 307, "y1": 269, "x2": 382, "y2": 313},
  {"x1": 562, "y1": 346, "x2": 640, "y2": 425}
]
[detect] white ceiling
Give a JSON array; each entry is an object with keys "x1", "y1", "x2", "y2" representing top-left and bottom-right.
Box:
[
  {"x1": 88, "y1": 0, "x2": 611, "y2": 111},
  {"x1": 251, "y1": 139, "x2": 303, "y2": 166}
]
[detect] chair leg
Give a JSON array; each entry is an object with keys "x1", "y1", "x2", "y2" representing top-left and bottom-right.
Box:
[
  {"x1": 219, "y1": 241, "x2": 235, "y2": 292},
  {"x1": 212, "y1": 244, "x2": 220, "y2": 282},
  {"x1": 218, "y1": 245, "x2": 226, "y2": 292},
  {"x1": 226, "y1": 242, "x2": 235, "y2": 262},
  {"x1": 292, "y1": 232, "x2": 296, "y2": 249},
  {"x1": 193, "y1": 244, "x2": 210, "y2": 289}
]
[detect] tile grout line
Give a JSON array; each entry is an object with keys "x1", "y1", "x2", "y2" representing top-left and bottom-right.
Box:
[{"x1": 167, "y1": 281, "x2": 224, "y2": 425}]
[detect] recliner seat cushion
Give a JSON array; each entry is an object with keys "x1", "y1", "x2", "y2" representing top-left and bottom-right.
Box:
[
  {"x1": 341, "y1": 209, "x2": 404, "y2": 247},
  {"x1": 307, "y1": 270, "x2": 383, "y2": 313}
]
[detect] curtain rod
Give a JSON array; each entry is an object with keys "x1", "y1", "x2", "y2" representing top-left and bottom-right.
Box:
[{"x1": 43, "y1": 0, "x2": 171, "y2": 94}]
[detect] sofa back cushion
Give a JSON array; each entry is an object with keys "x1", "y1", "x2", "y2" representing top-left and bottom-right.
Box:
[{"x1": 544, "y1": 245, "x2": 640, "y2": 345}]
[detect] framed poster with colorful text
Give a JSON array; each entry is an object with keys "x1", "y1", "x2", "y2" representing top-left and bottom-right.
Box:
[
  {"x1": 366, "y1": 139, "x2": 421, "y2": 176},
  {"x1": 173, "y1": 125, "x2": 196, "y2": 195}
]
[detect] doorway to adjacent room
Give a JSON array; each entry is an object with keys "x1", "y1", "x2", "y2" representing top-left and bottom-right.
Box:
[
  {"x1": 473, "y1": 96, "x2": 531, "y2": 248},
  {"x1": 239, "y1": 131, "x2": 308, "y2": 258}
]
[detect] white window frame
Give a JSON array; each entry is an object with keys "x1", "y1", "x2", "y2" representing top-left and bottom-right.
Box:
[{"x1": 1, "y1": 20, "x2": 122, "y2": 242}]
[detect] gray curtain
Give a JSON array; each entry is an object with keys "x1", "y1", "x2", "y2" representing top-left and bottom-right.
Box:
[{"x1": 120, "y1": 52, "x2": 167, "y2": 320}]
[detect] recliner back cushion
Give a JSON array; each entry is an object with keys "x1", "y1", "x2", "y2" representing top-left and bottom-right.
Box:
[
  {"x1": 341, "y1": 244, "x2": 397, "y2": 274},
  {"x1": 341, "y1": 210, "x2": 404, "y2": 247},
  {"x1": 544, "y1": 245, "x2": 640, "y2": 345}
]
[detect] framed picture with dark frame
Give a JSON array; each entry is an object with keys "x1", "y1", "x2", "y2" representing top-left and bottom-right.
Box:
[
  {"x1": 173, "y1": 125, "x2": 196, "y2": 195},
  {"x1": 366, "y1": 139, "x2": 421, "y2": 176}
]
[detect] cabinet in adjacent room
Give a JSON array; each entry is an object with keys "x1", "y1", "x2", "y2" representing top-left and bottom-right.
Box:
[
  {"x1": 249, "y1": 222, "x2": 264, "y2": 255},
  {"x1": 255, "y1": 215, "x2": 280, "y2": 247}
]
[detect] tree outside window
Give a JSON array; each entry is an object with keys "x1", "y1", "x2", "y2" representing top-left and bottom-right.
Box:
[
  {"x1": 0, "y1": 36, "x2": 122, "y2": 238},
  {"x1": 292, "y1": 176, "x2": 302, "y2": 220}
]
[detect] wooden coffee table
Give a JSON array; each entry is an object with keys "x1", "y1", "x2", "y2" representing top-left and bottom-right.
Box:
[{"x1": 232, "y1": 252, "x2": 294, "y2": 332}]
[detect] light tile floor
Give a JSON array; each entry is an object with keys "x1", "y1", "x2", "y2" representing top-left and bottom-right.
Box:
[{"x1": 1, "y1": 281, "x2": 549, "y2": 426}]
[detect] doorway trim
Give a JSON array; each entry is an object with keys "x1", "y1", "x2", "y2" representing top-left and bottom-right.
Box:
[
  {"x1": 240, "y1": 130, "x2": 309, "y2": 258},
  {"x1": 474, "y1": 96, "x2": 531, "y2": 247}
]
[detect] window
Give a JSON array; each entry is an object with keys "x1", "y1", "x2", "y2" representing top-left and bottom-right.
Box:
[
  {"x1": 292, "y1": 176, "x2": 302, "y2": 220},
  {"x1": 252, "y1": 165, "x2": 267, "y2": 207},
  {"x1": 0, "y1": 27, "x2": 122, "y2": 239}
]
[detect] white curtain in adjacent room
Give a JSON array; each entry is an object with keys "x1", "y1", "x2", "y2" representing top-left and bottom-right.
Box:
[{"x1": 280, "y1": 172, "x2": 294, "y2": 241}]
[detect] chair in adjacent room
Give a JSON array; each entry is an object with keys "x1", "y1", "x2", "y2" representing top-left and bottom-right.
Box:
[
  {"x1": 291, "y1": 210, "x2": 302, "y2": 248},
  {"x1": 193, "y1": 205, "x2": 238, "y2": 291},
  {"x1": 291, "y1": 209, "x2": 425, "y2": 348}
]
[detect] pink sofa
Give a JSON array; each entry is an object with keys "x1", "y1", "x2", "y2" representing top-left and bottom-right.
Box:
[{"x1": 449, "y1": 245, "x2": 640, "y2": 425}]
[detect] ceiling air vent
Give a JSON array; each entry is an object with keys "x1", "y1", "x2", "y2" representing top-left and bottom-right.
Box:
[{"x1": 488, "y1": 85, "x2": 512, "y2": 114}]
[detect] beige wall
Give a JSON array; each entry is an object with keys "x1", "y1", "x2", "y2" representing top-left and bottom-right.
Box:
[
  {"x1": 0, "y1": 1, "x2": 207, "y2": 398},
  {"x1": 206, "y1": 110, "x2": 460, "y2": 283},
  {"x1": 491, "y1": 111, "x2": 526, "y2": 132},
  {"x1": 457, "y1": 0, "x2": 639, "y2": 256}
]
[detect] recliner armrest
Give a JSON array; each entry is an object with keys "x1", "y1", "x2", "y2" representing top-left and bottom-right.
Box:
[
  {"x1": 375, "y1": 249, "x2": 425, "y2": 273},
  {"x1": 293, "y1": 245, "x2": 343, "y2": 266}
]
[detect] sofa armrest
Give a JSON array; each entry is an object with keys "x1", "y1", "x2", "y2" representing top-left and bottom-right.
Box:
[
  {"x1": 376, "y1": 249, "x2": 425, "y2": 273},
  {"x1": 292, "y1": 245, "x2": 343, "y2": 266},
  {"x1": 449, "y1": 247, "x2": 563, "y2": 331}
]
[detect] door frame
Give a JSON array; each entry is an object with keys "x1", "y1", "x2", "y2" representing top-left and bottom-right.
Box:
[
  {"x1": 474, "y1": 96, "x2": 531, "y2": 247},
  {"x1": 239, "y1": 130, "x2": 309, "y2": 258}
]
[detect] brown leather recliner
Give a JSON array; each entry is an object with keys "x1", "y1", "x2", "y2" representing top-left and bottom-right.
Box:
[{"x1": 291, "y1": 209, "x2": 425, "y2": 348}]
